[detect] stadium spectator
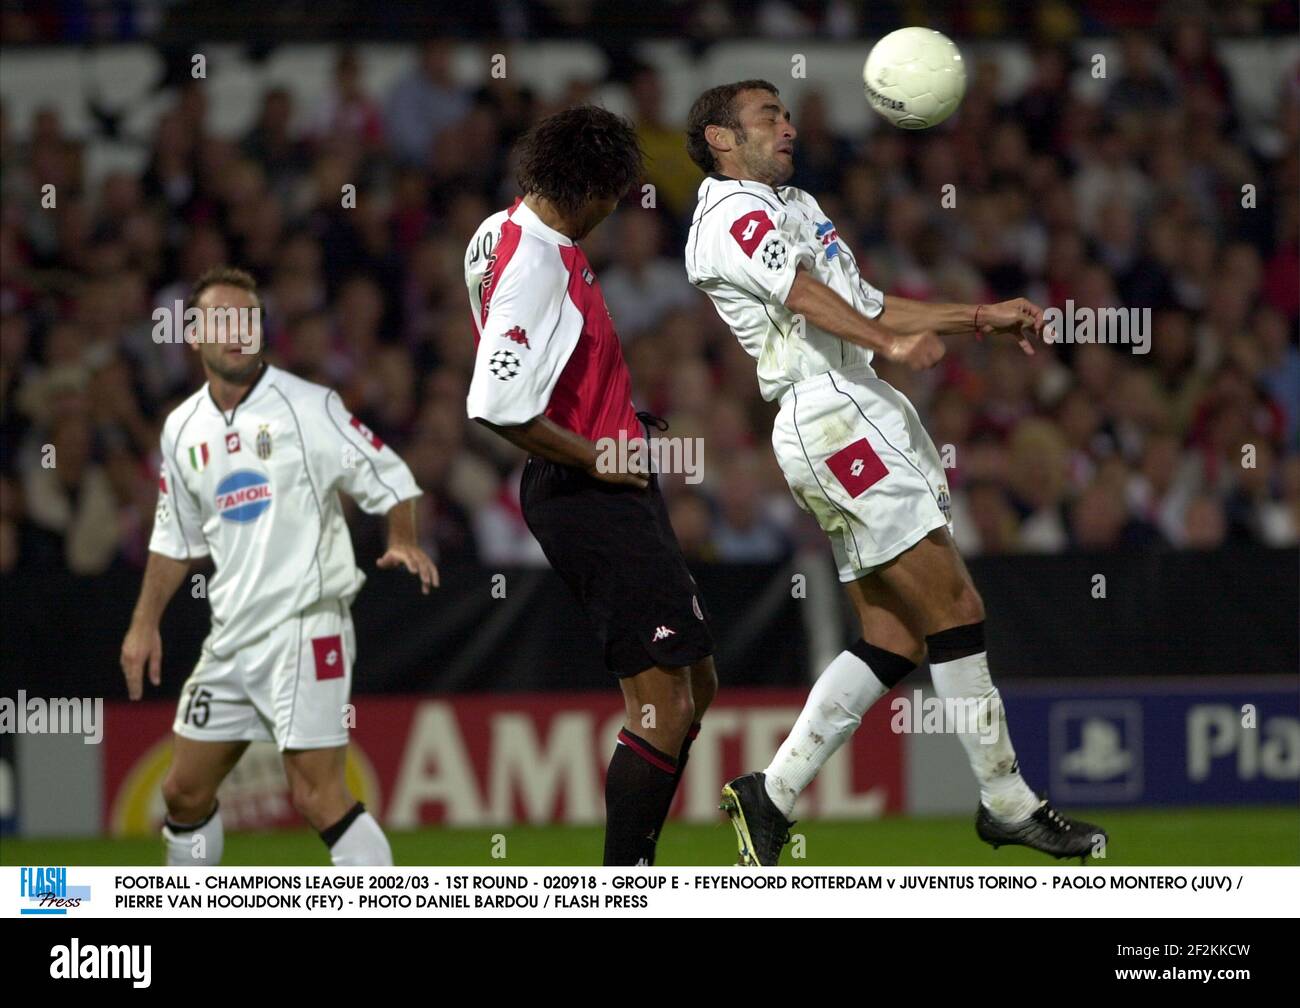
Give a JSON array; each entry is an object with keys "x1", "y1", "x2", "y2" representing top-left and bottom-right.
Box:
[{"x1": 0, "y1": 24, "x2": 1294, "y2": 578}]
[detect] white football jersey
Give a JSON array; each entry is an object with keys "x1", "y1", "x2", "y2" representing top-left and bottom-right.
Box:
[
  {"x1": 685, "y1": 173, "x2": 887, "y2": 401},
  {"x1": 149, "y1": 364, "x2": 421, "y2": 657}
]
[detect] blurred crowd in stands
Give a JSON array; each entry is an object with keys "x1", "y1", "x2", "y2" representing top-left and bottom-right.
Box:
[{"x1": 1, "y1": 14, "x2": 1297, "y2": 577}]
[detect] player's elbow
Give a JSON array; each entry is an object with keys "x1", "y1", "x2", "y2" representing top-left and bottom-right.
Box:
[{"x1": 783, "y1": 267, "x2": 814, "y2": 314}]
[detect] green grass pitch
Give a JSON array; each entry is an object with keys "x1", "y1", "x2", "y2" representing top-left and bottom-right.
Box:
[{"x1": 3, "y1": 807, "x2": 1297, "y2": 866}]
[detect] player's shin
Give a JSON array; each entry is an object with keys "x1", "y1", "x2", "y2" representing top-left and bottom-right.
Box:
[
  {"x1": 603, "y1": 728, "x2": 679, "y2": 866},
  {"x1": 763, "y1": 641, "x2": 914, "y2": 817},
  {"x1": 925, "y1": 621, "x2": 1040, "y2": 823},
  {"x1": 643, "y1": 720, "x2": 700, "y2": 843},
  {"x1": 163, "y1": 801, "x2": 224, "y2": 866},
  {"x1": 319, "y1": 802, "x2": 393, "y2": 867}
]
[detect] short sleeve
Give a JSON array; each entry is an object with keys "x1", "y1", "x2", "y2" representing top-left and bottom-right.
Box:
[
  {"x1": 466, "y1": 237, "x2": 580, "y2": 427},
  {"x1": 701, "y1": 202, "x2": 815, "y2": 308},
  {"x1": 148, "y1": 432, "x2": 210, "y2": 560},
  {"x1": 322, "y1": 391, "x2": 423, "y2": 516}
]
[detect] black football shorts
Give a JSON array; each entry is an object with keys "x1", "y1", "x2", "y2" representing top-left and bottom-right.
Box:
[{"x1": 520, "y1": 457, "x2": 715, "y2": 678}]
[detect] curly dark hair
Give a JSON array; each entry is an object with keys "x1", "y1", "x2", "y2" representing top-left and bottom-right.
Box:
[
  {"x1": 514, "y1": 105, "x2": 645, "y2": 217},
  {"x1": 685, "y1": 79, "x2": 780, "y2": 173}
]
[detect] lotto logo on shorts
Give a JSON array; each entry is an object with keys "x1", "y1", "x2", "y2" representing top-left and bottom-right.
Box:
[
  {"x1": 311, "y1": 635, "x2": 345, "y2": 680},
  {"x1": 825, "y1": 438, "x2": 887, "y2": 498}
]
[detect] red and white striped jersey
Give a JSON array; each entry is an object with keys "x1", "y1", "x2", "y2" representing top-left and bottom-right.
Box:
[{"x1": 464, "y1": 197, "x2": 641, "y2": 445}]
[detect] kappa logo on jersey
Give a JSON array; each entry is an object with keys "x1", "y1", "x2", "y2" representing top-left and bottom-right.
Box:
[
  {"x1": 311, "y1": 634, "x2": 345, "y2": 680},
  {"x1": 825, "y1": 438, "x2": 888, "y2": 498},
  {"x1": 349, "y1": 414, "x2": 384, "y2": 450},
  {"x1": 816, "y1": 220, "x2": 841, "y2": 259},
  {"x1": 502, "y1": 325, "x2": 530, "y2": 349},
  {"x1": 187, "y1": 443, "x2": 210, "y2": 472},
  {"x1": 651, "y1": 625, "x2": 676, "y2": 642},
  {"x1": 760, "y1": 236, "x2": 788, "y2": 271},
  {"x1": 225, "y1": 432, "x2": 240, "y2": 454},
  {"x1": 729, "y1": 209, "x2": 774, "y2": 256},
  {"x1": 488, "y1": 348, "x2": 522, "y2": 381},
  {"x1": 214, "y1": 469, "x2": 273, "y2": 523}
]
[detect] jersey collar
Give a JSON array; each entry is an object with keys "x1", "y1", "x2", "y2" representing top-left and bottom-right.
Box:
[
  {"x1": 509, "y1": 197, "x2": 574, "y2": 247},
  {"x1": 206, "y1": 360, "x2": 271, "y2": 424},
  {"x1": 702, "y1": 172, "x2": 786, "y2": 203}
]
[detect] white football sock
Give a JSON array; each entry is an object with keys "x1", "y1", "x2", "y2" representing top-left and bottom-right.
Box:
[
  {"x1": 163, "y1": 803, "x2": 224, "y2": 865},
  {"x1": 324, "y1": 806, "x2": 393, "y2": 866},
  {"x1": 928, "y1": 649, "x2": 1040, "y2": 822},
  {"x1": 764, "y1": 648, "x2": 890, "y2": 817}
]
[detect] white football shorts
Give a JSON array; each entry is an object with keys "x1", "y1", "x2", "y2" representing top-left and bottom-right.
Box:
[
  {"x1": 173, "y1": 596, "x2": 355, "y2": 751},
  {"x1": 772, "y1": 365, "x2": 952, "y2": 581}
]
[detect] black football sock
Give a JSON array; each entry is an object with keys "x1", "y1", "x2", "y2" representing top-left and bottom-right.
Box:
[
  {"x1": 673, "y1": 721, "x2": 701, "y2": 789},
  {"x1": 603, "y1": 728, "x2": 679, "y2": 866},
  {"x1": 645, "y1": 721, "x2": 701, "y2": 845}
]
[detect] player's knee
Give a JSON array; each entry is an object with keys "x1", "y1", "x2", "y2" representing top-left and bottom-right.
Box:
[
  {"x1": 655, "y1": 675, "x2": 696, "y2": 735},
  {"x1": 161, "y1": 772, "x2": 216, "y2": 824},
  {"x1": 954, "y1": 584, "x2": 985, "y2": 625},
  {"x1": 690, "y1": 658, "x2": 718, "y2": 717},
  {"x1": 933, "y1": 577, "x2": 984, "y2": 629}
]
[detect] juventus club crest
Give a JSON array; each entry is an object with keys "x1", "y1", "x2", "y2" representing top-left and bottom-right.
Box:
[{"x1": 256, "y1": 424, "x2": 272, "y2": 460}]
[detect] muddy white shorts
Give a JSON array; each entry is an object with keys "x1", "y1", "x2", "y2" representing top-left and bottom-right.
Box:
[
  {"x1": 772, "y1": 366, "x2": 952, "y2": 582},
  {"x1": 173, "y1": 596, "x2": 355, "y2": 751}
]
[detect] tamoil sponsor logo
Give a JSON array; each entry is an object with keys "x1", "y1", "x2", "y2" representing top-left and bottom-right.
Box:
[{"x1": 215, "y1": 470, "x2": 273, "y2": 523}]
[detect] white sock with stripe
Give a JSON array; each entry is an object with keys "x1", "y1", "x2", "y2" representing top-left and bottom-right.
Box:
[
  {"x1": 163, "y1": 802, "x2": 224, "y2": 865},
  {"x1": 322, "y1": 803, "x2": 393, "y2": 866}
]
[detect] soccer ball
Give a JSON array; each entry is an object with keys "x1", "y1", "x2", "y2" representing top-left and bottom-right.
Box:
[{"x1": 863, "y1": 27, "x2": 966, "y2": 130}]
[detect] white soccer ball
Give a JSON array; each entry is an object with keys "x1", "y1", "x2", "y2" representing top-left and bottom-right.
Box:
[{"x1": 863, "y1": 27, "x2": 967, "y2": 130}]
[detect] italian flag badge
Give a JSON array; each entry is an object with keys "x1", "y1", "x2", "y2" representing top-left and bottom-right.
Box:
[{"x1": 188, "y1": 443, "x2": 210, "y2": 472}]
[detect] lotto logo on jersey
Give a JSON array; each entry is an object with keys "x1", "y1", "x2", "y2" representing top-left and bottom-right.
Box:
[
  {"x1": 214, "y1": 469, "x2": 273, "y2": 523},
  {"x1": 729, "y1": 210, "x2": 774, "y2": 256},
  {"x1": 825, "y1": 438, "x2": 888, "y2": 498},
  {"x1": 349, "y1": 415, "x2": 384, "y2": 450}
]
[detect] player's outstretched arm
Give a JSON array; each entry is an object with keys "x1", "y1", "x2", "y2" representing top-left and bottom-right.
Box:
[
  {"x1": 120, "y1": 551, "x2": 189, "y2": 700},
  {"x1": 785, "y1": 268, "x2": 944, "y2": 370},
  {"x1": 882, "y1": 294, "x2": 1044, "y2": 355},
  {"x1": 476, "y1": 415, "x2": 649, "y2": 489},
  {"x1": 376, "y1": 498, "x2": 440, "y2": 594}
]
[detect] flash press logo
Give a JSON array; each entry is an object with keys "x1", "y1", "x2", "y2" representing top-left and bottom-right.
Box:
[
  {"x1": 19, "y1": 866, "x2": 90, "y2": 914},
  {"x1": 50, "y1": 939, "x2": 151, "y2": 988}
]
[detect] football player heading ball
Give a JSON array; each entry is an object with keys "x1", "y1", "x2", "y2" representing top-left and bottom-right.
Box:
[{"x1": 684, "y1": 79, "x2": 1107, "y2": 865}]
